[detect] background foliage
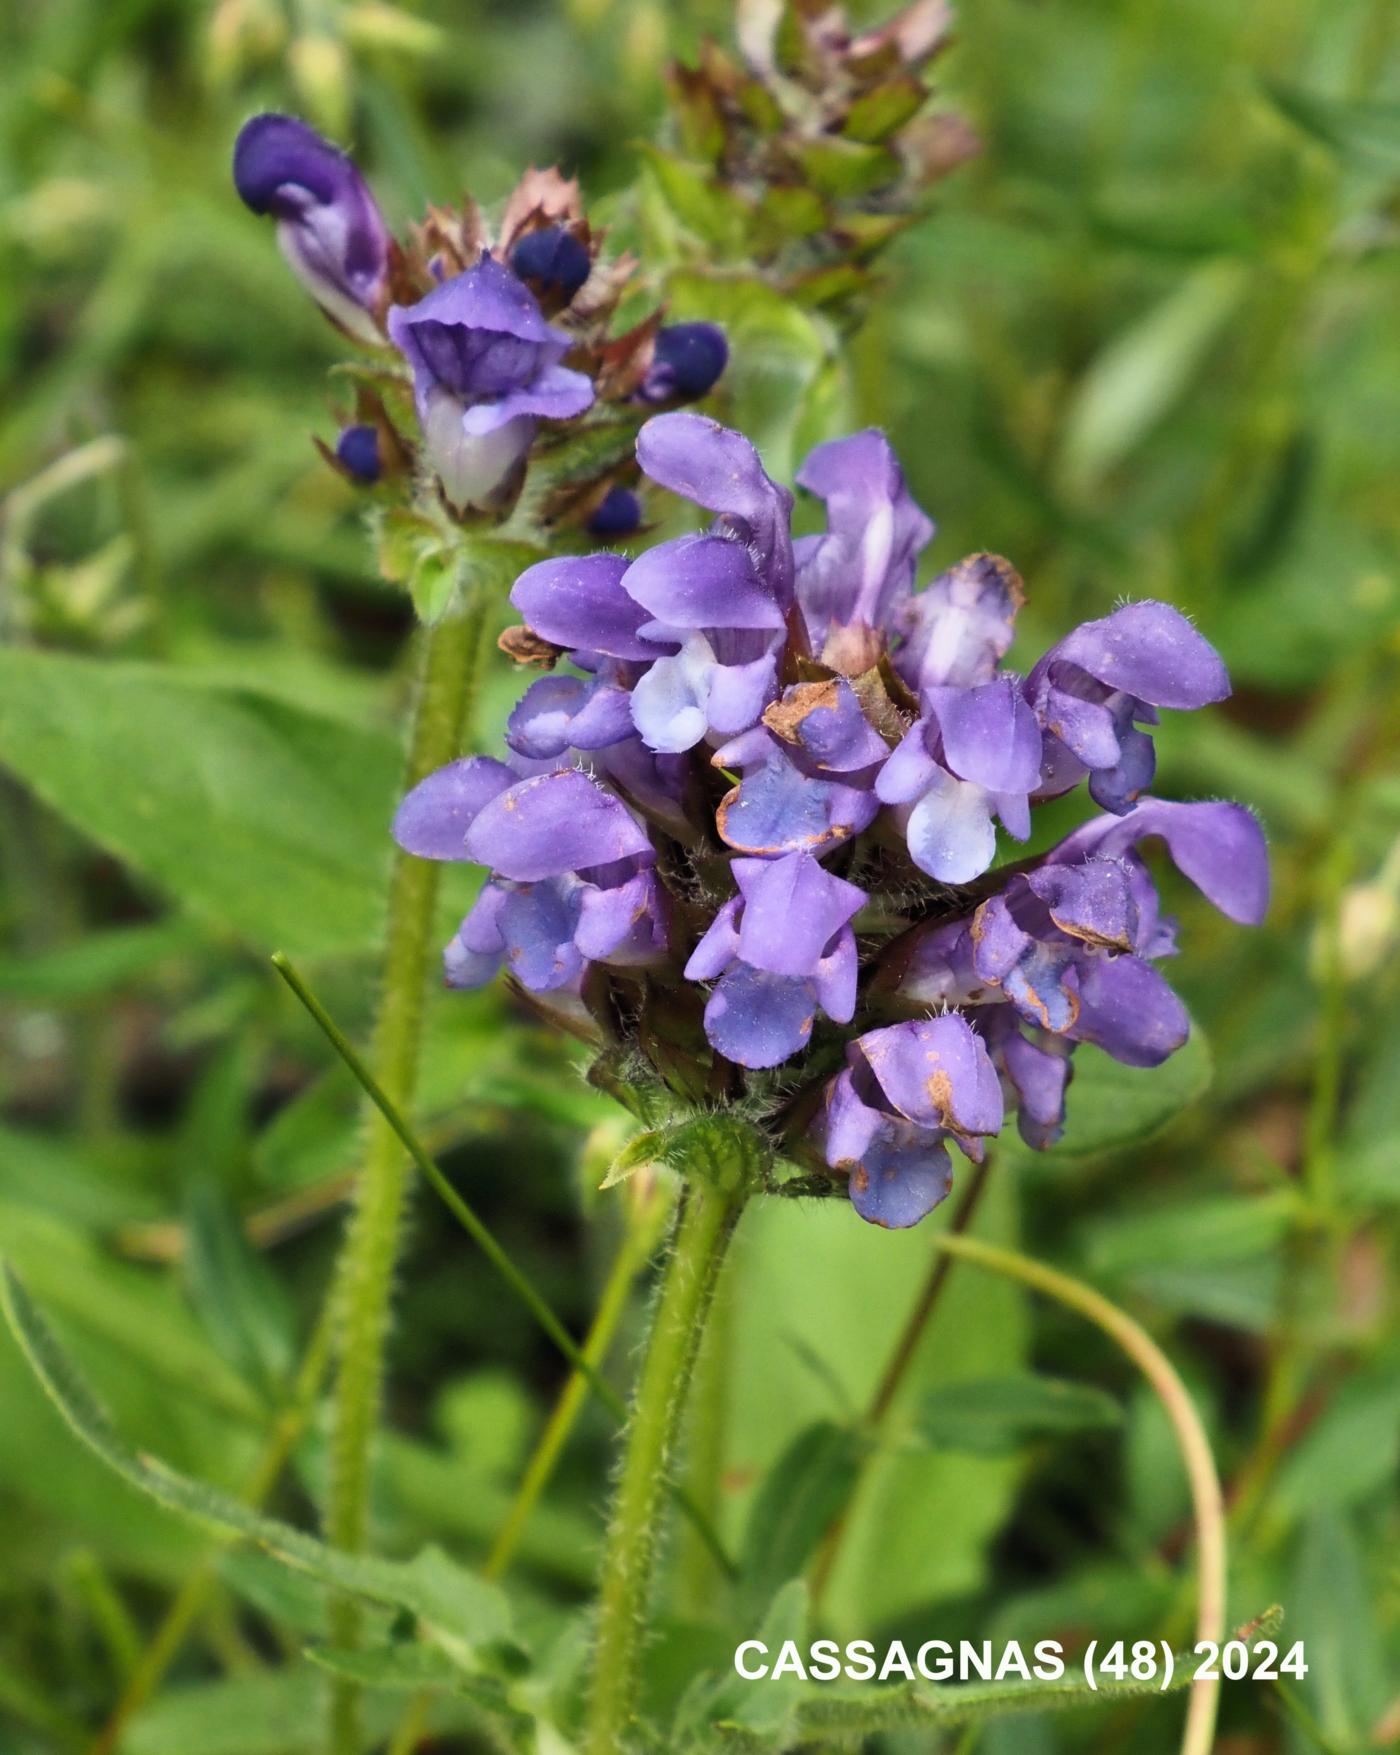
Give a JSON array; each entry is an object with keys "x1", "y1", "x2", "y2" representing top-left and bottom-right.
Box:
[{"x1": 1, "y1": 0, "x2": 1398, "y2": 1750}]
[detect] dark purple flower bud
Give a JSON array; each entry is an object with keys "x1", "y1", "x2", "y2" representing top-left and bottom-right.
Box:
[
  {"x1": 587, "y1": 486, "x2": 642, "y2": 539},
  {"x1": 335, "y1": 424, "x2": 381, "y2": 483},
  {"x1": 640, "y1": 323, "x2": 729, "y2": 403},
  {"x1": 388, "y1": 253, "x2": 594, "y2": 512},
  {"x1": 233, "y1": 114, "x2": 390, "y2": 344},
  {"x1": 509, "y1": 226, "x2": 592, "y2": 301},
  {"x1": 1025, "y1": 602, "x2": 1230, "y2": 814}
]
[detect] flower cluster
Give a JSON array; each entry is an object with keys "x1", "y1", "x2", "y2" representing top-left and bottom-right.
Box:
[
  {"x1": 394, "y1": 413, "x2": 1268, "y2": 1228},
  {"x1": 663, "y1": 0, "x2": 978, "y2": 309},
  {"x1": 233, "y1": 115, "x2": 727, "y2": 521}
]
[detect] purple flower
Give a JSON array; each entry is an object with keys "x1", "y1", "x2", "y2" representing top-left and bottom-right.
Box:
[
  {"x1": 639, "y1": 323, "x2": 729, "y2": 403},
  {"x1": 1025, "y1": 602, "x2": 1230, "y2": 813},
  {"x1": 820, "y1": 1014, "x2": 1001, "y2": 1227},
  {"x1": 233, "y1": 114, "x2": 390, "y2": 345},
  {"x1": 684, "y1": 852, "x2": 865, "y2": 1067},
  {"x1": 388, "y1": 253, "x2": 594, "y2": 511},
  {"x1": 876, "y1": 676, "x2": 1041, "y2": 882},
  {"x1": 399, "y1": 413, "x2": 1267, "y2": 1226},
  {"x1": 794, "y1": 430, "x2": 935, "y2": 645}
]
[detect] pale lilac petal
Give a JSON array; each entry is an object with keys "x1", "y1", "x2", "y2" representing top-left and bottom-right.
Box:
[
  {"x1": 575, "y1": 869, "x2": 667, "y2": 965},
  {"x1": 465, "y1": 770, "x2": 652, "y2": 881},
  {"x1": 766, "y1": 678, "x2": 890, "y2": 774},
  {"x1": 813, "y1": 926, "x2": 858, "y2": 1023},
  {"x1": 621, "y1": 534, "x2": 785, "y2": 631},
  {"x1": 703, "y1": 965, "x2": 816, "y2": 1068},
  {"x1": 1041, "y1": 601, "x2": 1229, "y2": 711},
  {"x1": 1071, "y1": 954, "x2": 1190, "y2": 1067},
  {"x1": 717, "y1": 744, "x2": 878, "y2": 857},
  {"x1": 506, "y1": 673, "x2": 630, "y2": 759},
  {"x1": 896, "y1": 553, "x2": 1024, "y2": 692},
  {"x1": 1026, "y1": 859, "x2": 1139, "y2": 951},
  {"x1": 928, "y1": 678, "x2": 1042, "y2": 793},
  {"x1": 733, "y1": 851, "x2": 865, "y2": 977},
  {"x1": 706, "y1": 648, "x2": 779, "y2": 737},
  {"x1": 846, "y1": 1127, "x2": 953, "y2": 1229},
  {"x1": 794, "y1": 428, "x2": 934, "y2": 633},
  {"x1": 635, "y1": 413, "x2": 794, "y2": 601},
  {"x1": 629, "y1": 633, "x2": 714, "y2": 753},
  {"x1": 498, "y1": 880, "x2": 585, "y2": 990},
  {"x1": 875, "y1": 721, "x2": 939, "y2": 805},
  {"x1": 905, "y1": 771, "x2": 998, "y2": 883},
  {"x1": 1048, "y1": 798, "x2": 1269, "y2": 926},
  {"x1": 510, "y1": 553, "x2": 659, "y2": 660},
  {"x1": 684, "y1": 897, "x2": 741, "y2": 981},
  {"x1": 394, "y1": 756, "x2": 514, "y2": 860},
  {"x1": 853, "y1": 1015, "x2": 1004, "y2": 1139}
]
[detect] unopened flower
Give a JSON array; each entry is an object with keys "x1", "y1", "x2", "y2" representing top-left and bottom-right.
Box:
[
  {"x1": 397, "y1": 413, "x2": 1268, "y2": 1227},
  {"x1": 388, "y1": 252, "x2": 595, "y2": 512},
  {"x1": 233, "y1": 114, "x2": 390, "y2": 343},
  {"x1": 335, "y1": 424, "x2": 381, "y2": 483},
  {"x1": 639, "y1": 323, "x2": 730, "y2": 404}
]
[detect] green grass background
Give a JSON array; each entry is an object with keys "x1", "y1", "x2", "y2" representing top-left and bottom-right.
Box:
[{"x1": 0, "y1": 0, "x2": 1397, "y2": 1750}]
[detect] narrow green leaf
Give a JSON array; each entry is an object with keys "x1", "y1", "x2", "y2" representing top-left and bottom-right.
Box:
[
  {"x1": 1056, "y1": 263, "x2": 1247, "y2": 498},
  {"x1": 304, "y1": 1643, "x2": 535, "y2": 1736},
  {"x1": 917, "y1": 1375, "x2": 1123, "y2": 1455},
  {"x1": 739, "y1": 1424, "x2": 863, "y2": 1610},
  {"x1": 0, "y1": 1266, "x2": 511, "y2": 1653}
]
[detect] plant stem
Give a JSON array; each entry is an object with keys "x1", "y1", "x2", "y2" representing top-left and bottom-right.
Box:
[
  {"x1": 932, "y1": 1235, "x2": 1226, "y2": 1755},
  {"x1": 322, "y1": 587, "x2": 487, "y2": 1755},
  {"x1": 586, "y1": 1174, "x2": 749, "y2": 1755},
  {"x1": 485, "y1": 1189, "x2": 666, "y2": 1583},
  {"x1": 386, "y1": 1183, "x2": 669, "y2": 1755},
  {"x1": 809, "y1": 1158, "x2": 991, "y2": 1609}
]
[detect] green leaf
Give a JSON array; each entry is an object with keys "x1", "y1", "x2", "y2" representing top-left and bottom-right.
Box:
[
  {"x1": 0, "y1": 919, "x2": 202, "y2": 1000},
  {"x1": 793, "y1": 137, "x2": 901, "y2": 198},
  {"x1": 184, "y1": 1177, "x2": 295, "y2": 1398},
  {"x1": 1025, "y1": 1024, "x2": 1213, "y2": 1160},
  {"x1": 916, "y1": 1375, "x2": 1123, "y2": 1454},
  {"x1": 0, "y1": 1266, "x2": 511, "y2": 1654},
  {"x1": 738, "y1": 1423, "x2": 863, "y2": 1611},
  {"x1": 1261, "y1": 80, "x2": 1400, "y2": 172},
  {"x1": 305, "y1": 1642, "x2": 534, "y2": 1736},
  {"x1": 842, "y1": 77, "x2": 927, "y2": 144},
  {"x1": 1055, "y1": 262, "x2": 1247, "y2": 498},
  {"x1": 1084, "y1": 1190, "x2": 1299, "y2": 1275},
  {"x1": 600, "y1": 1127, "x2": 666, "y2": 1190},
  {"x1": 0, "y1": 648, "x2": 400, "y2": 956}
]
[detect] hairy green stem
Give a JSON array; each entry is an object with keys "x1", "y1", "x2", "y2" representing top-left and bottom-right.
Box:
[
  {"x1": 323, "y1": 588, "x2": 487, "y2": 1754},
  {"x1": 586, "y1": 1175, "x2": 748, "y2": 1755}
]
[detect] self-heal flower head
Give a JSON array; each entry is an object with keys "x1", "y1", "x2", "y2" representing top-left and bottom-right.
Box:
[
  {"x1": 402, "y1": 413, "x2": 1267, "y2": 1228},
  {"x1": 388, "y1": 253, "x2": 595, "y2": 512},
  {"x1": 233, "y1": 114, "x2": 390, "y2": 344}
]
